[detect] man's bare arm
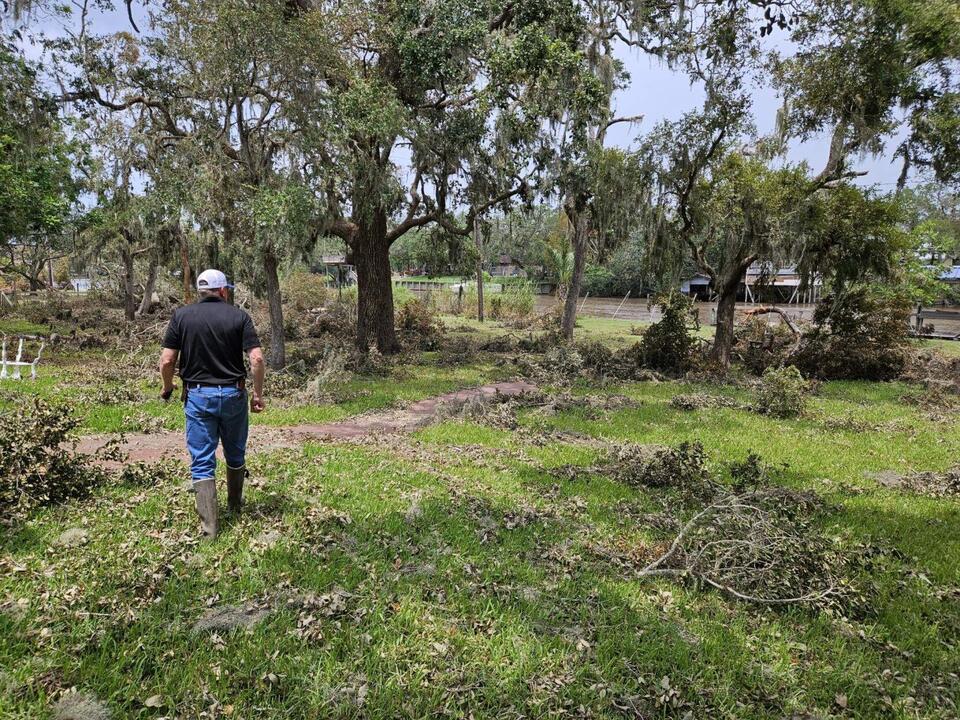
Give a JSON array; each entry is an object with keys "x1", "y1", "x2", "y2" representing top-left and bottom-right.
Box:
[
  {"x1": 248, "y1": 347, "x2": 266, "y2": 413},
  {"x1": 159, "y1": 348, "x2": 179, "y2": 400}
]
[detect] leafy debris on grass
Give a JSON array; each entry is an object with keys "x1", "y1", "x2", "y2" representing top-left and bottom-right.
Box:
[
  {"x1": 52, "y1": 691, "x2": 111, "y2": 720},
  {"x1": 192, "y1": 603, "x2": 273, "y2": 633},
  {"x1": 865, "y1": 467, "x2": 960, "y2": 498}
]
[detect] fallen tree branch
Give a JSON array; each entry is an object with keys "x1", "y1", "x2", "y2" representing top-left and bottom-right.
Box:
[{"x1": 743, "y1": 306, "x2": 801, "y2": 336}]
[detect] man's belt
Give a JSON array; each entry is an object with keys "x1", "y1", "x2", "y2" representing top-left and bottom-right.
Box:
[{"x1": 186, "y1": 379, "x2": 246, "y2": 390}]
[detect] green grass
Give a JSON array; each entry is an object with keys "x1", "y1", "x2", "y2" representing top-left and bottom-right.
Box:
[
  {"x1": 0, "y1": 317, "x2": 54, "y2": 336},
  {"x1": 921, "y1": 338, "x2": 960, "y2": 357},
  {"x1": 2, "y1": 311, "x2": 959, "y2": 718},
  {"x1": 2, "y1": 375, "x2": 958, "y2": 718}
]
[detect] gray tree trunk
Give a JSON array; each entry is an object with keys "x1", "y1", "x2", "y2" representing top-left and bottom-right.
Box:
[
  {"x1": 475, "y1": 216, "x2": 485, "y2": 322},
  {"x1": 263, "y1": 249, "x2": 286, "y2": 369},
  {"x1": 560, "y1": 203, "x2": 589, "y2": 341},
  {"x1": 136, "y1": 256, "x2": 159, "y2": 317}
]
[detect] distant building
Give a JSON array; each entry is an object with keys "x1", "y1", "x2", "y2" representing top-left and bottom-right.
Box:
[
  {"x1": 680, "y1": 273, "x2": 712, "y2": 300},
  {"x1": 938, "y1": 266, "x2": 960, "y2": 298},
  {"x1": 490, "y1": 254, "x2": 527, "y2": 278},
  {"x1": 311, "y1": 255, "x2": 355, "y2": 287},
  {"x1": 744, "y1": 264, "x2": 822, "y2": 304}
]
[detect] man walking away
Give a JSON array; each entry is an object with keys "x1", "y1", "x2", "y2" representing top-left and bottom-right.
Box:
[{"x1": 159, "y1": 269, "x2": 266, "y2": 539}]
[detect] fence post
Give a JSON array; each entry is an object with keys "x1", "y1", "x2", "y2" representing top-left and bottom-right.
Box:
[{"x1": 612, "y1": 290, "x2": 631, "y2": 320}]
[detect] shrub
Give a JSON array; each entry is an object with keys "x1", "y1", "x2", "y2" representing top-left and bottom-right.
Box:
[
  {"x1": 733, "y1": 317, "x2": 797, "y2": 376},
  {"x1": 500, "y1": 281, "x2": 535, "y2": 319},
  {"x1": 575, "y1": 339, "x2": 617, "y2": 377},
  {"x1": 515, "y1": 344, "x2": 585, "y2": 385},
  {"x1": 283, "y1": 271, "x2": 333, "y2": 314},
  {"x1": 0, "y1": 400, "x2": 105, "y2": 520},
  {"x1": 790, "y1": 287, "x2": 910, "y2": 381},
  {"x1": 607, "y1": 441, "x2": 716, "y2": 503},
  {"x1": 396, "y1": 297, "x2": 443, "y2": 350},
  {"x1": 634, "y1": 292, "x2": 697, "y2": 374},
  {"x1": 581, "y1": 264, "x2": 617, "y2": 296},
  {"x1": 754, "y1": 365, "x2": 810, "y2": 418}
]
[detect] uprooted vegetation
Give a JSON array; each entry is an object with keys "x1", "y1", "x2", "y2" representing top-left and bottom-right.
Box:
[
  {"x1": 0, "y1": 399, "x2": 181, "y2": 523},
  {"x1": 733, "y1": 288, "x2": 915, "y2": 382},
  {"x1": 866, "y1": 467, "x2": 960, "y2": 498},
  {"x1": 0, "y1": 399, "x2": 112, "y2": 520},
  {"x1": 456, "y1": 388, "x2": 638, "y2": 429},
  {"x1": 546, "y1": 440, "x2": 883, "y2": 611}
]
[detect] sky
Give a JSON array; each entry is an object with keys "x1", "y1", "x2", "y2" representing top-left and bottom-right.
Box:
[{"x1": 12, "y1": 4, "x2": 915, "y2": 192}]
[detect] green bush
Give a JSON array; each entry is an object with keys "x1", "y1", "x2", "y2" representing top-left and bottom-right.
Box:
[
  {"x1": 635, "y1": 292, "x2": 697, "y2": 374},
  {"x1": 494, "y1": 281, "x2": 535, "y2": 320},
  {"x1": 283, "y1": 271, "x2": 333, "y2": 313},
  {"x1": 0, "y1": 400, "x2": 105, "y2": 520},
  {"x1": 733, "y1": 317, "x2": 797, "y2": 376},
  {"x1": 575, "y1": 339, "x2": 617, "y2": 377},
  {"x1": 755, "y1": 365, "x2": 810, "y2": 418},
  {"x1": 790, "y1": 287, "x2": 911, "y2": 381},
  {"x1": 396, "y1": 297, "x2": 443, "y2": 350}
]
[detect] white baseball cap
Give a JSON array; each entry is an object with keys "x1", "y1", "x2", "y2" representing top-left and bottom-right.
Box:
[{"x1": 196, "y1": 269, "x2": 234, "y2": 290}]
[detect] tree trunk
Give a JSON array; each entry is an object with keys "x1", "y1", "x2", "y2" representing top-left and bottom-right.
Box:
[
  {"x1": 710, "y1": 283, "x2": 738, "y2": 368},
  {"x1": 709, "y1": 253, "x2": 757, "y2": 368},
  {"x1": 354, "y1": 206, "x2": 399, "y2": 353},
  {"x1": 475, "y1": 216, "x2": 485, "y2": 322},
  {"x1": 120, "y1": 242, "x2": 136, "y2": 322},
  {"x1": 560, "y1": 203, "x2": 589, "y2": 341},
  {"x1": 136, "y1": 255, "x2": 159, "y2": 317},
  {"x1": 262, "y1": 249, "x2": 285, "y2": 369},
  {"x1": 179, "y1": 226, "x2": 193, "y2": 303}
]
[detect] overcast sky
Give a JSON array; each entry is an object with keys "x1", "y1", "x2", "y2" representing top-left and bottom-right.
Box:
[{"x1": 15, "y1": 4, "x2": 914, "y2": 192}]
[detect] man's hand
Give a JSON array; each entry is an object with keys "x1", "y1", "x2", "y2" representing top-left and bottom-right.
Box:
[
  {"x1": 250, "y1": 394, "x2": 265, "y2": 413},
  {"x1": 159, "y1": 348, "x2": 179, "y2": 403}
]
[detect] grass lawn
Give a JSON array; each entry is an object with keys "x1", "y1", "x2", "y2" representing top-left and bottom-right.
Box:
[
  {"x1": 1, "y1": 316, "x2": 959, "y2": 718},
  {"x1": 922, "y1": 338, "x2": 960, "y2": 357}
]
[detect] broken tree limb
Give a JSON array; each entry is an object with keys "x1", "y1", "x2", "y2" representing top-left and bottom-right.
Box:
[{"x1": 743, "y1": 307, "x2": 801, "y2": 336}]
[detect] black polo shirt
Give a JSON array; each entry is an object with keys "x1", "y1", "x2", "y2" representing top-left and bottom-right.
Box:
[{"x1": 161, "y1": 297, "x2": 261, "y2": 385}]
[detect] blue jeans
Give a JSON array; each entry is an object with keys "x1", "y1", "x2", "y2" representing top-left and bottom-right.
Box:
[{"x1": 184, "y1": 386, "x2": 249, "y2": 482}]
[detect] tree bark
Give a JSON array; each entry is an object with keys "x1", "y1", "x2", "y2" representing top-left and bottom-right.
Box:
[
  {"x1": 262, "y1": 248, "x2": 286, "y2": 369},
  {"x1": 560, "y1": 202, "x2": 589, "y2": 341},
  {"x1": 709, "y1": 255, "x2": 756, "y2": 368},
  {"x1": 120, "y1": 240, "x2": 137, "y2": 322},
  {"x1": 136, "y1": 255, "x2": 159, "y2": 317},
  {"x1": 178, "y1": 225, "x2": 193, "y2": 303},
  {"x1": 354, "y1": 206, "x2": 399, "y2": 353},
  {"x1": 710, "y1": 283, "x2": 738, "y2": 368},
  {"x1": 475, "y1": 215, "x2": 485, "y2": 322}
]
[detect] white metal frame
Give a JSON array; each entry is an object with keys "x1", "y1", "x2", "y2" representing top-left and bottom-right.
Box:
[{"x1": 0, "y1": 336, "x2": 45, "y2": 380}]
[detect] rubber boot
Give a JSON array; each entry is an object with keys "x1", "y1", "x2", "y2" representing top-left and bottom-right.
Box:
[
  {"x1": 194, "y1": 479, "x2": 219, "y2": 539},
  {"x1": 226, "y1": 465, "x2": 246, "y2": 514}
]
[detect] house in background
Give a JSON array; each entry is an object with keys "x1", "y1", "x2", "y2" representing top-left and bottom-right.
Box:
[
  {"x1": 489, "y1": 254, "x2": 527, "y2": 278},
  {"x1": 311, "y1": 255, "x2": 356, "y2": 287},
  {"x1": 937, "y1": 266, "x2": 960, "y2": 303},
  {"x1": 680, "y1": 273, "x2": 712, "y2": 300},
  {"x1": 744, "y1": 264, "x2": 823, "y2": 304}
]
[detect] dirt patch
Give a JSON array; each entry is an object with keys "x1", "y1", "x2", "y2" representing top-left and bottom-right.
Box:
[
  {"x1": 865, "y1": 467, "x2": 960, "y2": 497},
  {"x1": 55, "y1": 528, "x2": 89, "y2": 547},
  {"x1": 53, "y1": 691, "x2": 111, "y2": 720},
  {"x1": 192, "y1": 603, "x2": 272, "y2": 633},
  {"x1": 75, "y1": 381, "x2": 537, "y2": 465}
]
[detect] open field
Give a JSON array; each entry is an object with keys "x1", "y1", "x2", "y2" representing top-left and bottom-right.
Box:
[{"x1": 1, "y1": 310, "x2": 959, "y2": 719}]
